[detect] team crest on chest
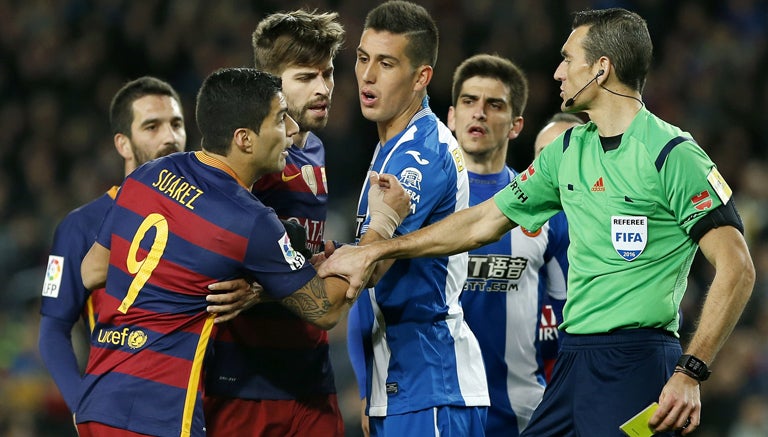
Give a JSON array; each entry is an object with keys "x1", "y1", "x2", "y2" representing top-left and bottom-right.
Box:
[
  {"x1": 301, "y1": 165, "x2": 318, "y2": 195},
  {"x1": 611, "y1": 215, "x2": 647, "y2": 261},
  {"x1": 399, "y1": 167, "x2": 422, "y2": 190}
]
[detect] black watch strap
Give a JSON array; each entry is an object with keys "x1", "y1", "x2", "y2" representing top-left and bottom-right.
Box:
[{"x1": 676, "y1": 354, "x2": 711, "y2": 382}]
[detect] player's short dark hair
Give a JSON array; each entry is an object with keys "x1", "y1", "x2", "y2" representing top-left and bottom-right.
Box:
[
  {"x1": 252, "y1": 9, "x2": 345, "y2": 73},
  {"x1": 451, "y1": 54, "x2": 529, "y2": 117},
  {"x1": 109, "y1": 76, "x2": 181, "y2": 137},
  {"x1": 364, "y1": 1, "x2": 438, "y2": 68},
  {"x1": 572, "y1": 8, "x2": 652, "y2": 92},
  {"x1": 195, "y1": 68, "x2": 282, "y2": 155}
]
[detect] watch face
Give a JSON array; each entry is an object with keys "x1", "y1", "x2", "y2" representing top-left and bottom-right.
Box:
[
  {"x1": 686, "y1": 358, "x2": 704, "y2": 373},
  {"x1": 679, "y1": 355, "x2": 710, "y2": 380}
]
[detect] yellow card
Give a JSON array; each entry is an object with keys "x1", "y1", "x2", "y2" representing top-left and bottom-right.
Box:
[{"x1": 619, "y1": 402, "x2": 659, "y2": 437}]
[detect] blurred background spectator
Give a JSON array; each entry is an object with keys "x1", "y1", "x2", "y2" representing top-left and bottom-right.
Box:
[{"x1": 0, "y1": 0, "x2": 765, "y2": 435}]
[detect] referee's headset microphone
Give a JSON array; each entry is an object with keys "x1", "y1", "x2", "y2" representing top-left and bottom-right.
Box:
[{"x1": 564, "y1": 69, "x2": 605, "y2": 107}]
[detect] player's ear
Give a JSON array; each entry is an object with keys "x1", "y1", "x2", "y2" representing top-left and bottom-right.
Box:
[
  {"x1": 413, "y1": 65, "x2": 433, "y2": 91},
  {"x1": 507, "y1": 116, "x2": 524, "y2": 140},
  {"x1": 233, "y1": 128, "x2": 253, "y2": 152},
  {"x1": 447, "y1": 106, "x2": 456, "y2": 131},
  {"x1": 114, "y1": 133, "x2": 133, "y2": 160}
]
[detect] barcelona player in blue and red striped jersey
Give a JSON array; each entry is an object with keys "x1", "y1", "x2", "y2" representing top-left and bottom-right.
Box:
[
  {"x1": 39, "y1": 76, "x2": 187, "y2": 416},
  {"x1": 203, "y1": 10, "x2": 348, "y2": 437},
  {"x1": 38, "y1": 77, "x2": 253, "y2": 434},
  {"x1": 75, "y1": 68, "x2": 407, "y2": 437}
]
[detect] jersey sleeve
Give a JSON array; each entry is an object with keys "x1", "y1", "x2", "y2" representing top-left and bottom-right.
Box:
[
  {"x1": 242, "y1": 209, "x2": 317, "y2": 300},
  {"x1": 96, "y1": 200, "x2": 116, "y2": 249},
  {"x1": 39, "y1": 202, "x2": 106, "y2": 413},
  {"x1": 658, "y1": 140, "x2": 729, "y2": 235},
  {"x1": 40, "y1": 216, "x2": 93, "y2": 322},
  {"x1": 38, "y1": 316, "x2": 82, "y2": 412},
  {"x1": 39, "y1": 218, "x2": 90, "y2": 412},
  {"x1": 494, "y1": 142, "x2": 563, "y2": 231}
]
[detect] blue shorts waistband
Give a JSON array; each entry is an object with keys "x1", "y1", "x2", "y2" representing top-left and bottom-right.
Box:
[{"x1": 561, "y1": 328, "x2": 679, "y2": 349}]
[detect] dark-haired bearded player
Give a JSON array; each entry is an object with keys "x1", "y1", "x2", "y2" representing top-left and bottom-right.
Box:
[{"x1": 203, "y1": 9, "x2": 349, "y2": 437}]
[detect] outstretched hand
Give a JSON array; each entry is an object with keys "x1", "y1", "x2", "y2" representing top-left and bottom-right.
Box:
[
  {"x1": 317, "y1": 244, "x2": 376, "y2": 300},
  {"x1": 316, "y1": 172, "x2": 406, "y2": 299}
]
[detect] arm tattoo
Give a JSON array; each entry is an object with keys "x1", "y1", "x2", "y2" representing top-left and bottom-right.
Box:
[{"x1": 281, "y1": 276, "x2": 331, "y2": 322}]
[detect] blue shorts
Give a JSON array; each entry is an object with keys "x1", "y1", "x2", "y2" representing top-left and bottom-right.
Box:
[
  {"x1": 370, "y1": 405, "x2": 487, "y2": 437},
  {"x1": 520, "y1": 328, "x2": 681, "y2": 437}
]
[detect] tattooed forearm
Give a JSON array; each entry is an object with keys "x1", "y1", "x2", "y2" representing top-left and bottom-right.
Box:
[{"x1": 281, "y1": 276, "x2": 331, "y2": 322}]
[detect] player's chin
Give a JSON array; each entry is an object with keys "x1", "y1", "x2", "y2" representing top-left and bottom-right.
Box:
[
  {"x1": 360, "y1": 107, "x2": 384, "y2": 123},
  {"x1": 155, "y1": 144, "x2": 182, "y2": 159},
  {"x1": 305, "y1": 117, "x2": 328, "y2": 131}
]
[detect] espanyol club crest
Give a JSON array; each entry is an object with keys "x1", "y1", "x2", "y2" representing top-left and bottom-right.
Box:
[{"x1": 611, "y1": 215, "x2": 647, "y2": 261}]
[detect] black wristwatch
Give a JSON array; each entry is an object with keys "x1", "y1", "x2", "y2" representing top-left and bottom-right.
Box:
[{"x1": 676, "y1": 354, "x2": 711, "y2": 382}]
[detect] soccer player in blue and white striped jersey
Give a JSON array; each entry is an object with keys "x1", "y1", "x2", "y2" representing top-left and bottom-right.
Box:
[
  {"x1": 347, "y1": 3, "x2": 488, "y2": 436},
  {"x1": 447, "y1": 55, "x2": 572, "y2": 436}
]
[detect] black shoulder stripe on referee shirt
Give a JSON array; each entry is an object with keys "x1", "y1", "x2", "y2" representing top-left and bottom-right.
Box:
[
  {"x1": 562, "y1": 126, "x2": 575, "y2": 152},
  {"x1": 655, "y1": 136, "x2": 695, "y2": 171}
]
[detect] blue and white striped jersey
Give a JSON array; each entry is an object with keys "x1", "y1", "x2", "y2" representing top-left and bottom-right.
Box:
[
  {"x1": 354, "y1": 97, "x2": 489, "y2": 417},
  {"x1": 461, "y1": 168, "x2": 569, "y2": 435}
]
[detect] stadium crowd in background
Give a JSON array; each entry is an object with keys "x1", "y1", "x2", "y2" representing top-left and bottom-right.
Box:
[{"x1": 0, "y1": 1, "x2": 767, "y2": 436}]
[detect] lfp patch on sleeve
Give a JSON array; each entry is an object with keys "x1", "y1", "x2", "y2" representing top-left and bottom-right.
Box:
[
  {"x1": 42, "y1": 255, "x2": 64, "y2": 297},
  {"x1": 611, "y1": 216, "x2": 647, "y2": 261},
  {"x1": 278, "y1": 232, "x2": 306, "y2": 271},
  {"x1": 706, "y1": 167, "x2": 732, "y2": 205}
]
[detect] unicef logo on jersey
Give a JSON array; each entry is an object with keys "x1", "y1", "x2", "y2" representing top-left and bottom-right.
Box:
[
  {"x1": 96, "y1": 327, "x2": 149, "y2": 349},
  {"x1": 611, "y1": 215, "x2": 647, "y2": 261}
]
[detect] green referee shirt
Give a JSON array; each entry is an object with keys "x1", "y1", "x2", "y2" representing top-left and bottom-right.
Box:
[{"x1": 494, "y1": 107, "x2": 733, "y2": 335}]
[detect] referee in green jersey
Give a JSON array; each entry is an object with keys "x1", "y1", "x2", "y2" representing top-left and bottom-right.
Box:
[{"x1": 319, "y1": 7, "x2": 754, "y2": 437}]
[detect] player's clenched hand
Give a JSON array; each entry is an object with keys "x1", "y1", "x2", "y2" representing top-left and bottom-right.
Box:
[
  {"x1": 206, "y1": 279, "x2": 267, "y2": 323},
  {"x1": 648, "y1": 372, "x2": 701, "y2": 435},
  {"x1": 317, "y1": 244, "x2": 376, "y2": 300},
  {"x1": 367, "y1": 171, "x2": 410, "y2": 238},
  {"x1": 371, "y1": 171, "x2": 410, "y2": 221}
]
